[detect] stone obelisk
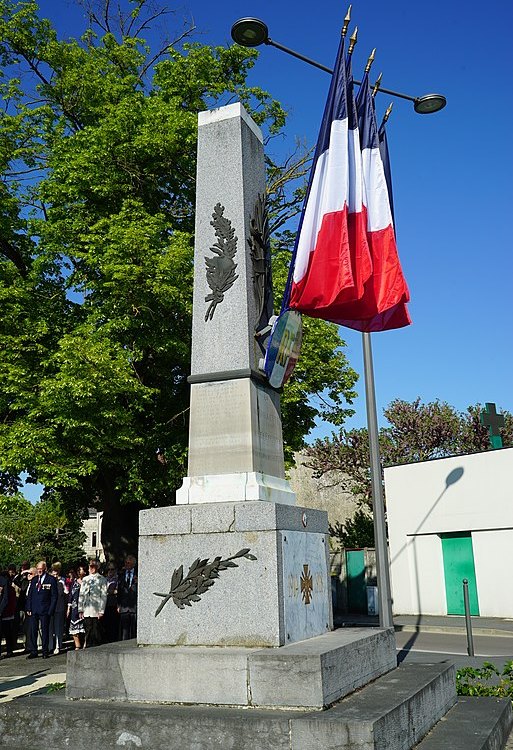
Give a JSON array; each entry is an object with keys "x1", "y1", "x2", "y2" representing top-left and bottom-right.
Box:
[
  {"x1": 134, "y1": 104, "x2": 333, "y2": 649},
  {"x1": 176, "y1": 102, "x2": 295, "y2": 506}
]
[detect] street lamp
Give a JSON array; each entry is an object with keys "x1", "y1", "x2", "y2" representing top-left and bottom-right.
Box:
[
  {"x1": 231, "y1": 15, "x2": 446, "y2": 630},
  {"x1": 231, "y1": 17, "x2": 447, "y2": 114}
]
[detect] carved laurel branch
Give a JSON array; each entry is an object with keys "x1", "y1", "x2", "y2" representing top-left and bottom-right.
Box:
[
  {"x1": 153, "y1": 548, "x2": 257, "y2": 616},
  {"x1": 204, "y1": 203, "x2": 239, "y2": 321},
  {"x1": 248, "y1": 193, "x2": 271, "y2": 330}
]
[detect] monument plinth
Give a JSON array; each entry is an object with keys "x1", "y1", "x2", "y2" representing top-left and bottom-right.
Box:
[{"x1": 138, "y1": 502, "x2": 331, "y2": 647}]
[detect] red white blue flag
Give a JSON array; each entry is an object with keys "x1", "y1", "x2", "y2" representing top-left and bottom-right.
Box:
[
  {"x1": 286, "y1": 36, "x2": 372, "y2": 316},
  {"x1": 335, "y1": 72, "x2": 410, "y2": 331},
  {"x1": 286, "y1": 39, "x2": 410, "y2": 332},
  {"x1": 378, "y1": 116, "x2": 394, "y2": 226}
]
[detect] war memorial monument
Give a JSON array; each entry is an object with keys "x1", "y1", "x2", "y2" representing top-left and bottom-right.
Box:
[{"x1": 0, "y1": 104, "x2": 511, "y2": 750}]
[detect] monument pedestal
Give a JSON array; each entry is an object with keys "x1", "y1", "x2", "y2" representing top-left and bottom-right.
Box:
[
  {"x1": 137, "y1": 501, "x2": 331, "y2": 647},
  {"x1": 67, "y1": 501, "x2": 397, "y2": 713},
  {"x1": 176, "y1": 471, "x2": 296, "y2": 505}
]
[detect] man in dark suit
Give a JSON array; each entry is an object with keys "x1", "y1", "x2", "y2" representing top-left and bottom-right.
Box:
[
  {"x1": 117, "y1": 554, "x2": 137, "y2": 640},
  {"x1": 25, "y1": 561, "x2": 58, "y2": 659}
]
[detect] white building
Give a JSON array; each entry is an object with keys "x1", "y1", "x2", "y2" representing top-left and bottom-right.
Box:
[
  {"x1": 82, "y1": 508, "x2": 105, "y2": 562},
  {"x1": 385, "y1": 447, "x2": 513, "y2": 618}
]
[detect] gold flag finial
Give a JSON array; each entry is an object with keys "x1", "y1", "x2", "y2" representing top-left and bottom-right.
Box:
[
  {"x1": 383, "y1": 102, "x2": 393, "y2": 123},
  {"x1": 348, "y1": 26, "x2": 358, "y2": 56},
  {"x1": 342, "y1": 5, "x2": 352, "y2": 38},
  {"x1": 365, "y1": 48, "x2": 376, "y2": 74},
  {"x1": 372, "y1": 72, "x2": 383, "y2": 97}
]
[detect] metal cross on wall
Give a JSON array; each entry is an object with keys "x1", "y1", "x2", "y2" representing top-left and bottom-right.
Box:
[{"x1": 480, "y1": 402, "x2": 505, "y2": 449}]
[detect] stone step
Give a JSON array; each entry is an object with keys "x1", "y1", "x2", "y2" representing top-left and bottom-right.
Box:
[
  {"x1": 0, "y1": 662, "x2": 457, "y2": 750},
  {"x1": 66, "y1": 627, "x2": 397, "y2": 709},
  {"x1": 291, "y1": 661, "x2": 457, "y2": 749},
  {"x1": 0, "y1": 694, "x2": 294, "y2": 750},
  {"x1": 414, "y1": 696, "x2": 513, "y2": 749}
]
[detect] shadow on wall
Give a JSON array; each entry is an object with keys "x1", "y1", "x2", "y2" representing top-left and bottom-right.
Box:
[
  {"x1": 391, "y1": 466, "x2": 465, "y2": 566},
  {"x1": 395, "y1": 466, "x2": 464, "y2": 663}
]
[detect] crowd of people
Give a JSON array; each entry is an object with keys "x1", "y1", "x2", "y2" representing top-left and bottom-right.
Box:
[{"x1": 0, "y1": 555, "x2": 138, "y2": 660}]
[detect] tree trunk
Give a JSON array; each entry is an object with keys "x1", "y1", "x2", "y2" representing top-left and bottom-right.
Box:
[{"x1": 100, "y1": 494, "x2": 142, "y2": 566}]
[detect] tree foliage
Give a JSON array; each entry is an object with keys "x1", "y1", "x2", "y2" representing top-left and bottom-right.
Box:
[
  {"x1": 329, "y1": 509, "x2": 375, "y2": 549},
  {"x1": 0, "y1": 493, "x2": 86, "y2": 570},
  {"x1": 0, "y1": 0, "x2": 357, "y2": 559},
  {"x1": 306, "y1": 398, "x2": 513, "y2": 507}
]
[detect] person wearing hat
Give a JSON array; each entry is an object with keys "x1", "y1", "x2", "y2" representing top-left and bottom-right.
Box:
[{"x1": 78, "y1": 559, "x2": 107, "y2": 648}]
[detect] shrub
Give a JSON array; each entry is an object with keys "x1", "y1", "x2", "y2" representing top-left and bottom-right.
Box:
[{"x1": 456, "y1": 661, "x2": 513, "y2": 698}]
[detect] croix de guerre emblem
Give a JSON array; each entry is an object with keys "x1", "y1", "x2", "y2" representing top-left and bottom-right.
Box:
[{"x1": 300, "y1": 564, "x2": 313, "y2": 605}]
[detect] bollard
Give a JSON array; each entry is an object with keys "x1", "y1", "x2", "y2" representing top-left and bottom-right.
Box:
[{"x1": 462, "y1": 578, "x2": 475, "y2": 657}]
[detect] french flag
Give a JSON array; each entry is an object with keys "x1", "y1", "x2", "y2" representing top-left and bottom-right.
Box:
[
  {"x1": 287, "y1": 40, "x2": 410, "y2": 332},
  {"x1": 335, "y1": 71, "x2": 410, "y2": 331},
  {"x1": 378, "y1": 116, "x2": 395, "y2": 226},
  {"x1": 287, "y1": 36, "x2": 372, "y2": 316}
]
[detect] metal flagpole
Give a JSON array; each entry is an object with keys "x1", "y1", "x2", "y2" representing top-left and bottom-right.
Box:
[
  {"x1": 362, "y1": 331, "x2": 393, "y2": 629},
  {"x1": 231, "y1": 7, "x2": 446, "y2": 633}
]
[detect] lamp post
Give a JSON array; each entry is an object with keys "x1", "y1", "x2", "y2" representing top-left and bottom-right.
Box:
[
  {"x1": 231, "y1": 18, "x2": 447, "y2": 114},
  {"x1": 232, "y1": 16, "x2": 446, "y2": 630}
]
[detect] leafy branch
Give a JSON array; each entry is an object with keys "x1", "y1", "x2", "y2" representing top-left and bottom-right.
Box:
[
  {"x1": 204, "y1": 203, "x2": 238, "y2": 321},
  {"x1": 457, "y1": 661, "x2": 513, "y2": 698},
  {"x1": 153, "y1": 547, "x2": 257, "y2": 615}
]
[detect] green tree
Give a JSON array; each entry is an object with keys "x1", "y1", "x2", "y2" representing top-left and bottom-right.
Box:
[
  {"x1": 0, "y1": 0, "x2": 357, "y2": 560},
  {"x1": 0, "y1": 493, "x2": 86, "y2": 569},
  {"x1": 306, "y1": 398, "x2": 513, "y2": 507},
  {"x1": 329, "y1": 509, "x2": 375, "y2": 549}
]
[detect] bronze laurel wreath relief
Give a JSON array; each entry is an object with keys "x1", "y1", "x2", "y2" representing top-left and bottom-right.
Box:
[
  {"x1": 204, "y1": 203, "x2": 238, "y2": 321},
  {"x1": 248, "y1": 193, "x2": 272, "y2": 333},
  {"x1": 153, "y1": 548, "x2": 257, "y2": 616}
]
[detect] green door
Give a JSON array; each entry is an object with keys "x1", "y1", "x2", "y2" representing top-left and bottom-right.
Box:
[
  {"x1": 441, "y1": 532, "x2": 480, "y2": 616},
  {"x1": 346, "y1": 549, "x2": 367, "y2": 614}
]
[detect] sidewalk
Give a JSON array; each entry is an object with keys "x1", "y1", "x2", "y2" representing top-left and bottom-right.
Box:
[
  {"x1": 0, "y1": 645, "x2": 68, "y2": 703},
  {"x1": 335, "y1": 612, "x2": 513, "y2": 637}
]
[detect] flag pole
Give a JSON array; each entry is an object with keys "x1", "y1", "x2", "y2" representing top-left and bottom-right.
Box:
[
  {"x1": 359, "y1": 43, "x2": 394, "y2": 630},
  {"x1": 362, "y1": 332, "x2": 394, "y2": 628}
]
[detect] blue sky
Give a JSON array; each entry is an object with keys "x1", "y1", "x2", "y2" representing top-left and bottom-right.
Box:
[{"x1": 33, "y1": 0, "x2": 513, "y2": 444}]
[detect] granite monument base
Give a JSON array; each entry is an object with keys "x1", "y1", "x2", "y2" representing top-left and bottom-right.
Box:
[
  {"x1": 138, "y1": 501, "x2": 332, "y2": 647},
  {"x1": 66, "y1": 627, "x2": 397, "y2": 709}
]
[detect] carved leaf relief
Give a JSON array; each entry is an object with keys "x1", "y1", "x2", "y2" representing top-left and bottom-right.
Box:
[{"x1": 204, "y1": 203, "x2": 238, "y2": 321}]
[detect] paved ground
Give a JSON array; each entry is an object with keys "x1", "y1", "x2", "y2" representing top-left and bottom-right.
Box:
[
  {"x1": 336, "y1": 613, "x2": 513, "y2": 637},
  {"x1": 396, "y1": 629, "x2": 513, "y2": 668},
  {"x1": 0, "y1": 644, "x2": 67, "y2": 703}
]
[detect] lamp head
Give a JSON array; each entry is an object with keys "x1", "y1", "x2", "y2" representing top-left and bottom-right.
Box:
[
  {"x1": 231, "y1": 18, "x2": 269, "y2": 47},
  {"x1": 414, "y1": 93, "x2": 447, "y2": 114}
]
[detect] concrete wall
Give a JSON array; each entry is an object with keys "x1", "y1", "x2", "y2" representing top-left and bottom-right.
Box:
[
  {"x1": 385, "y1": 448, "x2": 513, "y2": 617},
  {"x1": 472, "y1": 529, "x2": 513, "y2": 617}
]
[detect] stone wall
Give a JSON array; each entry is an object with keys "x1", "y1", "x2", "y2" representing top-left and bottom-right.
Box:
[{"x1": 288, "y1": 452, "x2": 359, "y2": 529}]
